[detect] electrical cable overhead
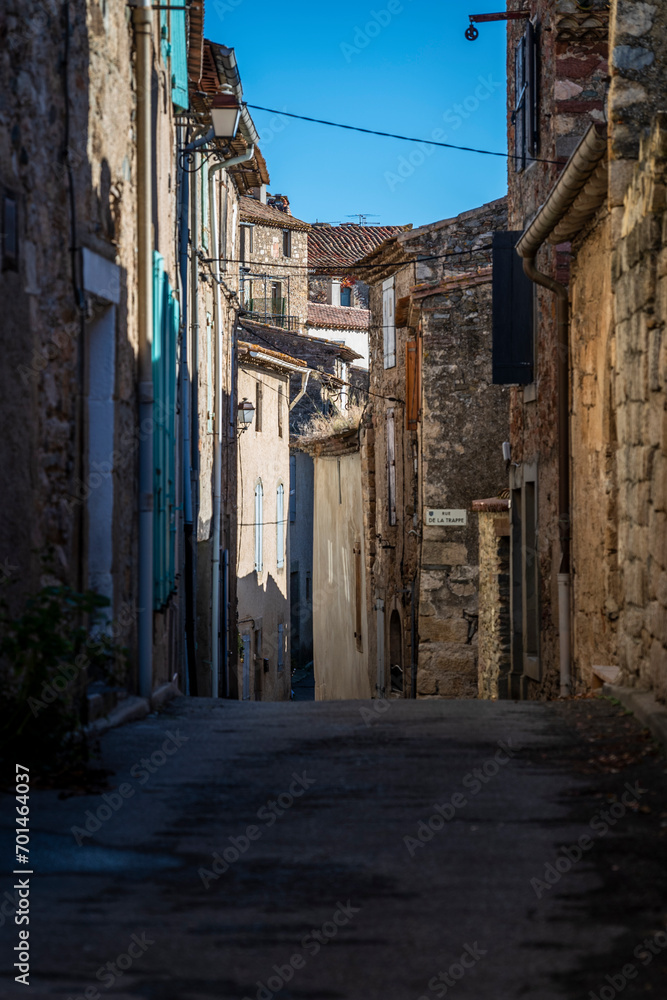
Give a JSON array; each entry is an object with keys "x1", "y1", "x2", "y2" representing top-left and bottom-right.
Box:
[
  {"x1": 245, "y1": 104, "x2": 564, "y2": 165},
  {"x1": 204, "y1": 245, "x2": 495, "y2": 272},
  {"x1": 237, "y1": 324, "x2": 404, "y2": 405}
]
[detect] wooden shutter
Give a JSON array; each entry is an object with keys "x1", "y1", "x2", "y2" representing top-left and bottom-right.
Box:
[
  {"x1": 276, "y1": 484, "x2": 285, "y2": 569},
  {"x1": 254, "y1": 482, "x2": 263, "y2": 572},
  {"x1": 387, "y1": 409, "x2": 397, "y2": 526},
  {"x1": 492, "y1": 231, "x2": 534, "y2": 385},
  {"x1": 382, "y1": 278, "x2": 396, "y2": 368},
  {"x1": 525, "y1": 21, "x2": 537, "y2": 160},
  {"x1": 170, "y1": 10, "x2": 188, "y2": 111},
  {"x1": 514, "y1": 33, "x2": 526, "y2": 172},
  {"x1": 406, "y1": 339, "x2": 421, "y2": 430},
  {"x1": 354, "y1": 546, "x2": 363, "y2": 651},
  {"x1": 289, "y1": 455, "x2": 296, "y2": 522}
]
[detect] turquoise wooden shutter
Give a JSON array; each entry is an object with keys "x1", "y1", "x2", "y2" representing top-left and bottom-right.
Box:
[
  {"x1": 170, "y1": 10, "x2": 188, "y2": 111},
  {"x1": 152, "y1": 251, "x2": 178, "y2": 608}
]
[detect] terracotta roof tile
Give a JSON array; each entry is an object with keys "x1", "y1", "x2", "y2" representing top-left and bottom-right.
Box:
[
  {"x1": 307, "y1": 303, "x2": 370, "y2": 331},
  {"x1": 239, "y1": 196, "x2": 310, "y2": 231},
  {"x1": 308, "y1": 223, "x2": 411, "y2": 273}
]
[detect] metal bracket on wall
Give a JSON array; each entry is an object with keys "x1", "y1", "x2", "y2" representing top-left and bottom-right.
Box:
[{"x1": 465, "y1": 10, "x2": 530, "y2": 41}]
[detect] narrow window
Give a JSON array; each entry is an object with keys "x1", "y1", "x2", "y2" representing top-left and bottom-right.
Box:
[
  {"x1": 255, "y1": 380, "x2": 263, "y2": 432},
  {"x1": 513, "y1": 22, "x2": 537, "y2": 172},
  {"x1": 387, "y1": 408, "x2": 397, "y2": 526},
  {"x1": 283, "y1": 229, "x2": 291, "y2": 257},
  {"x1": 2, "y1": 192, "x2": 18, "y2": 271},
  {"x1": 240, "y1": 223, "x2": 253, "y2": 261},
  {"x1": 406, "y1": 339, "x2": 421, "y2": 430},
  {"x1": 337, "y1": 458, "x2": 342, "y2": 505},
  {"x1": 340, "y1": 286, "x2": 351, "y2": 307},
  {"x1": 254, "y1": 481, "x2": 263, "y2": 572},
  {"x1": 276, "y1": 483, "x2": 285, "y2": 569},
  {"x1": 289, "y1": 454, "x2": 296, "y2": 522},
  {"x1": 278, "y1": 384, "x2": 283, "y2": 438},
  {"x1": 354, "y1": 545, "x2": 363, "y2": 651},
  {"x1": 271, "y1": 281, "x2": 283, "y2": 319},
  {"x1": 305, "y1": 573, "x2": 311, "y2": 601},
  {"x1": 278, "y1": 623, "x2": 284, "y2": 672},
  {"x1": 382, "y1": 277, "x2": 396, "y2": 368}
]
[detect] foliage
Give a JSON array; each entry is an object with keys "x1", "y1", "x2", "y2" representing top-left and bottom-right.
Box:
[
  {"x1": 295, "y1": 403, "x2": 365, "y2": 446},
  {"x1": 0, "y1": 585, "x2": 128, "y2": 774}
]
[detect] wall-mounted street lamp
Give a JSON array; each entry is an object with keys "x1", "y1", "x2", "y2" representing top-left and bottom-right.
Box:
[
  {"x1": 237, "y1": 398, "x2": 255, "y2": 431},
  {"x1": 179, "y1": 86, "x2": 243, "y2": 172},
  {"x1": 465, "y1": 10, "x2": 530, "y2": 40}
]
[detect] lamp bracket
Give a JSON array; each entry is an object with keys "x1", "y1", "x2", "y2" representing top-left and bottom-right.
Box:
[{"x1": 466, "y1": 10, "x2": 530, "y2": 40}]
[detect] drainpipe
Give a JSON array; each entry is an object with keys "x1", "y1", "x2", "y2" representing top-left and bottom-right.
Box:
[
  {"x1": 208, "y1": 145, "x2": 255, "y2": 698},
  {"x1": 516, "y1": 125, "x2": 607, "y2": 699},
  {"x1": 134, "y1": 0, "x2": 153, "y2": 700},
  {"x1": 521, "y1": 257, "x2": 570, "y2": 697}
]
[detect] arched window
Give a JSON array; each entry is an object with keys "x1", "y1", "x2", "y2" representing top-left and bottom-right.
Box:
[
  {"x1": 254, "y1": 481, "x2": 263, "y2": 572},
  {"x1": 276, "y1": 483, "x2": 285, "y2": 569}
]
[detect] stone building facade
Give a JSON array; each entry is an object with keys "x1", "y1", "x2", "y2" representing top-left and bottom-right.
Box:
[
  {"x1": 236, "y1": 342, "x2": 300, "y2": 701},
  {"x1": 0, "y1": 4, "x2": 274, "y2": 708},
  {"x1": 356, "y1": 198, "x2": 510, "y2": 699},
  {"x1": 298, "y1": 429, "x2": 372, "y2": 700},
  {"x1": 239, "y1": 194, "x2": 310, "y2": 332},
  {"x1": 492, "y1": 0, "x2": 666, "y2": 705},
  {"x1": 498, "y1": 0, "x2": 612, "y2": 698}
]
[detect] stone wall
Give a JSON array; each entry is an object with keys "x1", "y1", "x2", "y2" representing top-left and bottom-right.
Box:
[
  {"x1": 410, "y1": 201, "x2": 509, "y2": 699},
  {"x1": 364, "y1": 197, "x2": 509, "y2": 700},
  {"x1": 506, "y1": 0, "x2": 611, "y2": 698},
  {"x1": 569, "y1": 208, "x2": 619, "y2": 689},
  {"x1": 612, "y1": 115, "x2": 667, "y2": 700},
  {"x1": 243, "y1": 222, "x2": 309, "y2": 331},
  {"x1": 474, "y1": 501, "x2": 511, "y2": 700}
]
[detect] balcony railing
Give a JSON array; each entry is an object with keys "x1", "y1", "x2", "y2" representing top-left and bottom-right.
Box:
[{"x1": 243, "y1": 311, "x2": 299, "y2": 331}]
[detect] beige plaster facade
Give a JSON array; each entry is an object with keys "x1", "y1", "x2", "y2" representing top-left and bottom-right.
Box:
[
  {"x1": 236, "y1": 349, "x2": 295, "y2": 701},
  {"x1": 308, "y1": 437, "x2": 371, "y2": 701}
]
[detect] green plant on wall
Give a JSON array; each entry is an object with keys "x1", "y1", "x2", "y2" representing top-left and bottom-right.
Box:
[{"x1": 0, "y1": 584, "x2": 128, "y2": 774}]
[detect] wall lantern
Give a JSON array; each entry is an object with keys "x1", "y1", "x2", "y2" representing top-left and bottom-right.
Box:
[
  {"x1": 211, "y1": 91, "x2": 242, "y2": 140},
  {"x1": 238, "y1": 397, "x2": 255, "y2": 430}
]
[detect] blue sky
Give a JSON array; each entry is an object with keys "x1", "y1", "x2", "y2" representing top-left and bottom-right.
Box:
[{"x1": 205, "y1": 0, "x2": 509, "y2": 228}]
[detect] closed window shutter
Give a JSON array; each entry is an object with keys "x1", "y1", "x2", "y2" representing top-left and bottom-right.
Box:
[
  {"x1": 514, "y1": 22, "x2": 538, "y2": 172},
  {"x1": 382, "y1": 278, "x2": 396, "y2": 369},
  {"x1": 289, "y1": 455, "x2": 296, "y2": 522},
  {"x1": 255, "y1": 483, "x2": 263, "y2": 572},
  {"x1": 387, "y1": 409, "x2": 397, "y2": 526},
  {"x1": 514, "y1": 34, "x2": 526, "y2": 172},
  {"x1": 170, "y1": 10, "x2": 188, "y2": 111},
  {"x1": 278, "y1": 623, "x2": 284, "y2": 672},
  {"x1": 492, "y1": 231, "x2": 534, "y2": 385},
  {"x1": 276, "y1": 484, "x2": 285, "y2": 568},
  {"x1": 406, "y1": 339, "x2": 421, "y2": 430}
]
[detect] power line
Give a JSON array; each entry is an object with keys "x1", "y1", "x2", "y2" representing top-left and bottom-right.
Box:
[
  {"x1": 204, "y1": 244, "x2": 495, "y2": 272},
  {"x1": 245, "y1": 104, "x2": 564, "y2": 165},
  {"x1": 238, "y1": 324, "x2": 404, "y2": 406}
]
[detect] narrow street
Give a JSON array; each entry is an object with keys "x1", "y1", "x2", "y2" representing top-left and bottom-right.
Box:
[{"x1": 3, "y1": 697, "x2": 666, "y2": 1000}]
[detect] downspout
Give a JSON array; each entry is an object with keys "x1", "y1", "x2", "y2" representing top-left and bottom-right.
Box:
[
  {"x1": 516, "y1": 124, "x2": 607, "y2": 699},
  {"x1": 134, "y1": 0, "x2": 153, "y2": 700},
  {"x1": 208, "y1": 145, "x2": 255, "y2": 698},
  {"x1": 521, "y1": 257, "x2": 571, "y2": 697},
  {"x1": 289, "y1": 370, "x2": 311, "y2": 411},
  {"x1": 178, "y1": 135, "x2": 197, "y2": 696}
]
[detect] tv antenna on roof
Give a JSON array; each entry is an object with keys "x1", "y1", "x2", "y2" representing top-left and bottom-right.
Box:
[{"x1": 346, "y1": 214, "x2": 380, "y2": 225}]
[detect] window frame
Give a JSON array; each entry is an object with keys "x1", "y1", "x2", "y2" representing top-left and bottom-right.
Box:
[
  {"x1": 282, "y1": 228, "x2": 292, "y2": 257},
  {"x1": 382, "y1": 277, "x2": 396, "y2": 369},
  {"x1": 276, "y1": 482, "x2": 285, "y2": 569},
  {"x1": 254, "y1": 480, "x2": 264, "y2": 573}
]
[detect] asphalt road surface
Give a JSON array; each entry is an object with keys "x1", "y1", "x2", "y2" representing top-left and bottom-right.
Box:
[{"x1": 1, "y1": 696, "x2": 666, "y2": 999}]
